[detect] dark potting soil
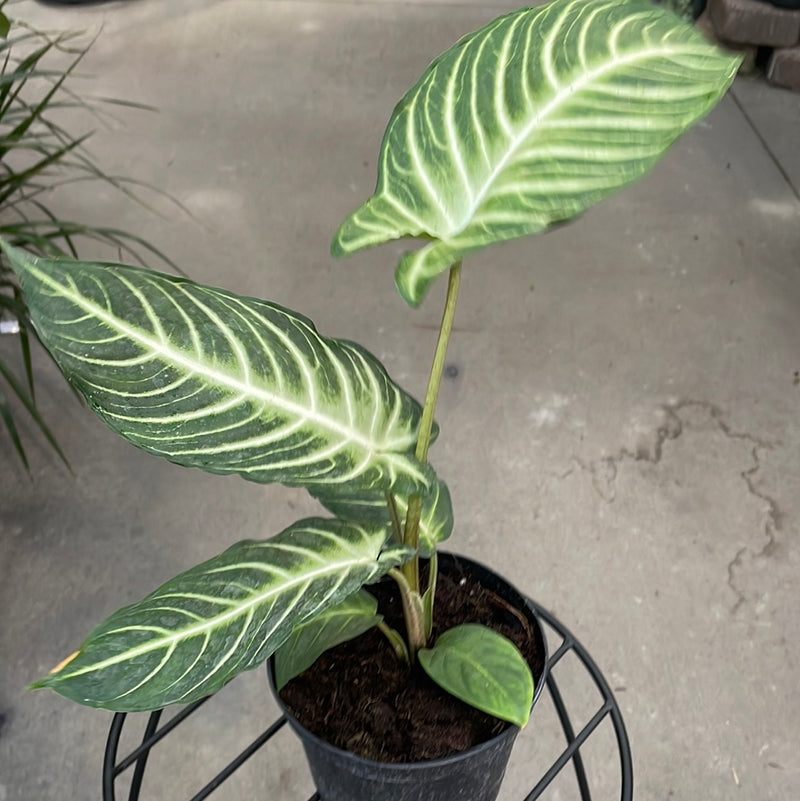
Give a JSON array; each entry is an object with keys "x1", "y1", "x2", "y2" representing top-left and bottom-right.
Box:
[{"x1": 279, "y1": 559, "x2": 545, "y2": 763}]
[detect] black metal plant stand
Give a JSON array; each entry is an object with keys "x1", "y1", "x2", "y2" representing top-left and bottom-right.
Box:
[{"x1": 102, "y1": 600, "x2": 633, "y2": 801}]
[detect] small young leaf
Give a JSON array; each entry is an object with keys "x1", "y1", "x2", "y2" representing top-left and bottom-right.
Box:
[
  {"x1": 421, "y1": 551, "x2": 438, "y2": 639},
  {"x1": 418, "y1": 624, "x2": 534, "y2": 727},
  {"x1": 376, "y1": 621, "x2": 410, "y2": 664},
  {"x1": 274, "y1": 589, "x2": 382, "y2": 690}
]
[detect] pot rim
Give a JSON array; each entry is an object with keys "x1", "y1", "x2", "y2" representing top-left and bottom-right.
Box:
[{"x1": 268, "y1": 551, "x2": 550, "y2": 772}]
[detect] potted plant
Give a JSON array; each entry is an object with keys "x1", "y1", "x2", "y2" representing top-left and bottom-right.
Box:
[{"x1": 3, "y1": 1, "x2": 739, "y2": 799}]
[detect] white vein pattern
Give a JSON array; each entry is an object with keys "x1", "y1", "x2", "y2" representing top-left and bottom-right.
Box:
[
  {"x1": 312, "y1": 477, "x2": 453, "y2": 557},
  {"x1": 13, "y1": 250, "x2": 432, "y2": 493},
  {"x1": 331, "y1": 0, "x2": 740, "y2": 305},
  {"x1": 36, "y1": 519, "x2": 410, "y2": 711}
]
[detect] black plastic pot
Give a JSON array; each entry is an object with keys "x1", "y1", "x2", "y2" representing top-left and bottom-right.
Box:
[{"x1": 268, "y1": 553, "x2": 549, "y2": 801}]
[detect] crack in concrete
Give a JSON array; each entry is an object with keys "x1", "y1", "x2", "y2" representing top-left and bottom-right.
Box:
[
  {"x1": 565, "y1": 400, "x2": 782, "y2": 611},
  {"x1": 697, "y1": 403, "x2": 782, "y2": 611},
  {"x1": 725, "y1": 440, "x2": 782, "y2": 612},
  {"x1": 727, "y1": 546, "x2": 749, "y2": 614},
  {"x1": 569, "y1": 402, "x2": 685, "y2": 503}
]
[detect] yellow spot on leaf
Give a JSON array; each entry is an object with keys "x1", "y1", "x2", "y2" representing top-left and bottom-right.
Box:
[{"x1": 50, "y1": 651, "x2": 79, "y2": 674}]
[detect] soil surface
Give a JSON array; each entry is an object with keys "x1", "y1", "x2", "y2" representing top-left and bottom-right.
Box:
[{"x1": 279, "y1": 558, "x2": 545, "y2": 763}]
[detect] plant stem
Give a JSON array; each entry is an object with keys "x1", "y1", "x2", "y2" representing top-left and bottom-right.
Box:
[
  {"x1": 414, "y1": 262, "x2": 462, "y2": 466},
  {"x1": 389, "y1": 568, "x2": 427, "y2": 657},
  {"x1": 377, "y1": 621, "x2": 410, "y2": 664},
  {"x1": 402, "y1": 262, "x2": 462, "y2": 574},
  {"x1": 401, "y1": 495, "x2": 423, "y2": 591},
  {"x1": 421, "y1": 550, "x2": 438, "y2": 639},
  {"x1": 386, "y1": 492, "x2": 403, "y2": 544},
  {"x1": 398, "y1": 262, "x2": 462, "y2": 658}
]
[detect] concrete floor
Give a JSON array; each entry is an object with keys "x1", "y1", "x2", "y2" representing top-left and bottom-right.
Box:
[{"x1": 1, "y1": 1, "x2": 799, "y2": 799}]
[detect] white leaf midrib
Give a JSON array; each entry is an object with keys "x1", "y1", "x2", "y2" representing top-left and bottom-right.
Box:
[
  {"x1": 450, "y1": 40, "x2": 722, "y2": 238},
  {"x1": 33, "y1": 264, "x2": 391, "y2": 452},
  {"x1": 60, "y1": 549, "x2": 381, "y2": 680}
]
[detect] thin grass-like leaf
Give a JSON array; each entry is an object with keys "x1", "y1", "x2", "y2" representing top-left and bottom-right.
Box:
[
  {"x1": 0, "y1": 357, "x2": 69, "y2": 467},
  {"x1": 0, "y1": 134, "x2": 89, "y2": 206},
  {"x1": 0, "y1": 382, "x2": 29, "y2": 468},
  {"x1": 0, "y1": 42, "x2": 53, "y2": 116},
  {"x1": 0, "y1": 10, "x2": 180, "y2": 466},
  {"x1": 12, "y1": 284, "x2": 33, "y2": 399},
  {"x1": 4, "y1": 217, "x2": 190, "y2": 281}
]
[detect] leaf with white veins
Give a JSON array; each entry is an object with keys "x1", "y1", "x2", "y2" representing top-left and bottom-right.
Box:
[
  {"x1": 312, "y1": 477, "x2": 453, "y2": 556},
  {"x1": 32, "y1": 519, "x2": 412, "y2": 711},
  {"x1": 1, "y1": 242, "x2": 434, "y2": 493},
  {"x1": 332, "y1": 0, "x2": 741, "y2": 306}
]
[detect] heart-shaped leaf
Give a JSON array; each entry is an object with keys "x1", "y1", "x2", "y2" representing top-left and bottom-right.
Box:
[
  {"x1": 333, "y1": 0, "x2": 741, "y2": 306},
  {"x1": 32, "y1": 519, "x2": 412, "y2": 711},
  {"x1": 419, "y1": 623, "x2": 534, "y2": 727}
]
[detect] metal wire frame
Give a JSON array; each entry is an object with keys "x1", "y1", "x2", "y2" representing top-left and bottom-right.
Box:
[
  {"x1": 525, "y1": 599, "x2": 633, "y2": 801},
  {"x1": 102, "y1": 601, "x2": 632, "y2": 801}
]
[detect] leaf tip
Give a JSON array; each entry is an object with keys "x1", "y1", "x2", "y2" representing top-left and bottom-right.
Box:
[
  {"x1": 515, "y1": 699, "x2": 532, "y2": 729},
  {"x1": 330, "y1": 229, "x2": 348, "y2": 259},
  {"x1": 394, "y1": 251, "x2": 430, "y2": 309},
  {"x1": 331, "y1": 210, "x2": 369, "y2": 258},
  {"x1": 0, "y1": 239, "x2": 36, "y2": 281},
  {"x1": 333, "y1": 195, "x2": 412, "y2": 259}
]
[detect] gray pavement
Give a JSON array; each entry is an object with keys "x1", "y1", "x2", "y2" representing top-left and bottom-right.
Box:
[{"x1": 1, "y1": 1, "x2": 799, "y2": 799}]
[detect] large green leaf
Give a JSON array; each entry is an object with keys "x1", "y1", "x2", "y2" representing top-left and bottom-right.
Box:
[
  {"x1": 418, "y1": 623, "x2": 534, "y2": 727},
  {"x1": 332, "y1": 0, "x2": 741, "y2": 306},
  {"x1": 274, "y1": 589, "x2": 381, "y2": 690},
  {"x1": 32, "y1": 519, "x2": 412, "y2": 711},
  {"x1": 1, "y1": 242, "x2": 433, "y2": 493},
  {"x1": 312, "y1": 477, "x2": 453, "y2": 557}
]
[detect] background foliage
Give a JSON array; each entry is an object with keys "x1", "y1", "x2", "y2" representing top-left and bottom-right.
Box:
[{"x1": 0, "y1": 1, "x2": 174, "y2": 469}]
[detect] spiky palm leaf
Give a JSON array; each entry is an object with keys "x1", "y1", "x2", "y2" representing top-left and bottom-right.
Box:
[{"x1": 0, "y1": 7, "x2": 179, "y2": 468}]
